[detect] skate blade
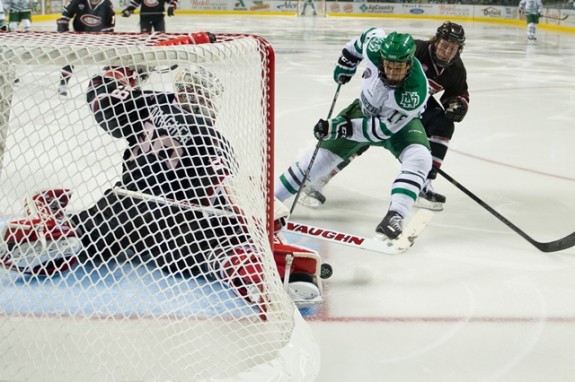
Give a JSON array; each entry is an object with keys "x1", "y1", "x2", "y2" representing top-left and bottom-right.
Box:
[
  {"x1": 298, "y1": 194, "x2": 323, "y2": 208},
  {"x1": 414, "y1": 198, "x2": 444, "y2": 211}
]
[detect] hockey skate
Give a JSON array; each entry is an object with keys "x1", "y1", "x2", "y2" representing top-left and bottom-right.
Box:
[
  {"x1": 415, "y1": 180, "x2": 446, "y2": 211},
  {"x1": 58, "y1": 83, "x2": 69, "y2": 96},
  {"x1": 375, "y1": 210, "x2": 403, "y2": 240},
  {"x1": 298, "y1": 186, "x2": 326, "y2": 208}
]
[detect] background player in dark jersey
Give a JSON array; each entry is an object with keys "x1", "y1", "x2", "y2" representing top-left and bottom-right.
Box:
[
  {"x1": 299, "y1": 21, "x2": 469, "y2": 213},
  {"x1": 121, "y1": 0, "x2": 177, "y2": 33},
  {"x1": 56, "y1": 0, "x2": 115, "y2": 96},
  {"x1": 412, "y1": 21, "x2": 468, "y2": 210}
]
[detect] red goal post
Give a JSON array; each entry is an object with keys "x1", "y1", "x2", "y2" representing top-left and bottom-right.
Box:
[{"x1": 0, "y1": 32, "x2": 318, "y2": 381}]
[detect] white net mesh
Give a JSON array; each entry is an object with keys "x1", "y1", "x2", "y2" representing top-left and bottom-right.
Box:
[{"x1": 0, "y1": 32, "x2": 309, "y2": 381}]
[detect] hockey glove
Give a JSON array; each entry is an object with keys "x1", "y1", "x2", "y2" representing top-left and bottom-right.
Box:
[
  {"x1": 102, "y1": 66, "x2": 150, "y2": 88},
  {"x1": 121, "y1": 8, "x2": 133, "y2": 17},
  {"x1": 167, "y1": 1, "x2": 176, "y2": 16},
  {"x1": 313, "y1": 116, "x2": 353, "y2": 141},
  {"x1": 442, "y1": 96, "x2": 469, "y2": 123},
  {"x1": 56, "y1": 17, "x2": 69, "y2": 32},
  {"x1": 190, "y1": 31, "x2": 216, "y2": 44},
  {"x1": 333, "y1": 49, "x2": 361, "y2": 85}
]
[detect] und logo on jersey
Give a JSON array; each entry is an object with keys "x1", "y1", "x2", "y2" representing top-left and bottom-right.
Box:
[{"x1": 398, "y1": 91, "x2": 420, "y2": 109}]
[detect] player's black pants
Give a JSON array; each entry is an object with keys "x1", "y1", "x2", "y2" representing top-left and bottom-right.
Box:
[
  {"x1": 140, "y1": 14, "x2": 166, "y2": 33},
  {"x1": 71, "y1": 188, "x2": 246, "y2": 277},
  {"x1": 420, "y1": 97, "x2": 455, "y2": 178}
]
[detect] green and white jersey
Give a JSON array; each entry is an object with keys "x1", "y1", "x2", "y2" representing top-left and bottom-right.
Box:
[
  {"x1": 341, "y1": 28, "x2": 429, "y2": 143},
  {"x1": 519, "y1": 0, "x2": 542, "y2": 15},
  {"x1": 7, "y1": 0, "x2": 34, "y2": 12}
]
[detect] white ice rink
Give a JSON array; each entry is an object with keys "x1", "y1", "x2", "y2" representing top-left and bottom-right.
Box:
[{"x1": 29, "y1": 15, "x2": 575, "y2": 381}]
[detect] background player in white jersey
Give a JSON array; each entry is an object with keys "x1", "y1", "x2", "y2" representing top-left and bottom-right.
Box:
[
  {"x1": 300, "y1": 0, "x2": 317, "y2": 16},
  {"x1": 56, "y1": 0, "x2": 115, "y2": 96},
  {"x1": 301, "y1": 22, "x2": 469, "y2": 212},
  {"x1": 275, "y1": 30, "x2": 431, "y2": 240},
  {"x1": 0, "y1": 1, "x2": 7, "y2": 30},
  {"x1": 6, "y1": 0, "x2": 37, "y2": 31},
  {"x1": 519, "y1": 0, "x2": 543, "y2": 40}
]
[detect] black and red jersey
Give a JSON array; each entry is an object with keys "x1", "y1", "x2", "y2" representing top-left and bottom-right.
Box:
[
  {"x1": 125, "y1": 0, "x2": 177, "y2": 15},
  {"x1": 86, "y1": 75, "x2": 237, "y2": 206},
  {"x1": 415, "y1": 39, "x2": 469, "y2": 104},
  {"x1": 61, "y1": 0, "x2": 115, "y2": 32}
]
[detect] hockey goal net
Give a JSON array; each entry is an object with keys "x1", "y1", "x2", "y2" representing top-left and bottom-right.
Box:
[{"x1": 0, "y1": 32, "x2": 318, "y2": 381}]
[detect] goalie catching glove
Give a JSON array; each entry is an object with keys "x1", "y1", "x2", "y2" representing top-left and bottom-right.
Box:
[
  {"x1": 313, "y1": 116, "x2": 353, "y2": 141},
  {"x1": 0, "y1": 189, "x2": 81, "y2": 276},
  {"x1": 442, "y1": 96, "x2": 468, "y2": 122},
  {"x1": 333, "y1": 49, "x2": 361, "y2": 85}
]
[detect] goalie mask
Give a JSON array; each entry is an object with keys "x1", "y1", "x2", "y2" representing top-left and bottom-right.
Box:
[
  {"x1": 432, "y1": 21, "x2": 465, "y2": 68},
  {"x1": 378, "y1": 32, "x2": 415, "y2": 89},
  {"x1": 174, "y1": 65, "x2": 224, "y2": 120}
]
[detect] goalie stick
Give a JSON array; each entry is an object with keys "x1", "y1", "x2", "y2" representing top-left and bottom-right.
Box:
[
  {"x1": 111, "y1": 187, "x2": 236, "y2": 217},
  {"x1": 284, "y1": 209, "x2": 434, "y2": 255},
  {"x1": 437, "y1": 168, "x2": 575, "y2": 253},
  {"x1": 290, "y1": 84, "x2": 341, "y2": 215}
]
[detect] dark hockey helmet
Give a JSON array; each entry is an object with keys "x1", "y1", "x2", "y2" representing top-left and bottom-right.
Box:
[
  {"x1": 432, "y1": 21, "x2": 465, "y2": 67},
  {"x1": 174, "y1": 65, "x2": 224, "y2": 119},
  {"x1": 379, "y1": 32, "x2": 415, "y2": 89}
]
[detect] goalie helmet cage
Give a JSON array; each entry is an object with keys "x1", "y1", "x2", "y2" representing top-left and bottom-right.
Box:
[{"x1": 0, "y1": 32, "x2": 319, "y2": 381}]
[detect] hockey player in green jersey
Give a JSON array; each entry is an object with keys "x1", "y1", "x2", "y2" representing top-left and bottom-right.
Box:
[{"x1": 275, "y1": 30, "x2": 431, "y2": 240}]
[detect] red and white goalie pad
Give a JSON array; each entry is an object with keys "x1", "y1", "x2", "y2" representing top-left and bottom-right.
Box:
[
  {"x1": 273, "y1": 241, "x2": 323, "y2": 306},
  {"x1": 0, "y1": 189, "x2": 81, "y2": 276},
  {"x1": 210, "y1": 245, "x2": 267, "y2": 313}
]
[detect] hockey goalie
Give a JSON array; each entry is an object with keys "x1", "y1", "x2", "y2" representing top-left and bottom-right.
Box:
[{"x1": 0, "y1": 60, "x2": 326, "y2": 309}]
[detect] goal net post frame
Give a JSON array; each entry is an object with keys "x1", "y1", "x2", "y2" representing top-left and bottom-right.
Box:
[{"x1": 0, "y1": 31, "x2": 319, "y2": 381}]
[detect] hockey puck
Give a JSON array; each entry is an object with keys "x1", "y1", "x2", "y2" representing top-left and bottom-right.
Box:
[{"x1": 320, "y1": 263, "x2": 333, "y2": 279}]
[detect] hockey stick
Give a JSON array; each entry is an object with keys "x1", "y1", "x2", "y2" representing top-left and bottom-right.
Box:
[
  {"x1": 290, "y1": 84, "x2": 341, "y2": 215},
  {"x1": 437, "y1": 168, "x2": 575, "y2": 252},
  {"x1": 284, "y1": 209, "x2": 434, "y2": 255},
  {"x1": 542, "y1": 14, "x2": 568, "y2": 21},
  {"x1": 111, "y1": 187, "x2": 236, "y2": 217}
]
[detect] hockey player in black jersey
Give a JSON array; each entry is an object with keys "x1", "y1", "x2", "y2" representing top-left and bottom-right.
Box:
[
  {"x1": 121, "y1": 0, "x2": 178, "y2": 33},
  {"x1": 56, "y1": 0, "x2": 115, "y2": 96},
  {"x1": 412, "y1": 21, "x2": 468, "y2": 210},
  {"x1": 299, "y1": 21, "x2": 469, "y2": 213},
  {"x1": 72, "y1": 64, "x2": 272, "y2": 307},
  {"x1": 0, "y1": 53, "x2": 326, "y2": 309}
]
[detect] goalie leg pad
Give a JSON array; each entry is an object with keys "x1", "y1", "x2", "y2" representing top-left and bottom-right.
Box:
[
  {"x1": 1, "y1": 219, "x2": 81, "y2": 276},
  {"x1": 211, "y1": 245, "x2": 265, "y2": 307}
]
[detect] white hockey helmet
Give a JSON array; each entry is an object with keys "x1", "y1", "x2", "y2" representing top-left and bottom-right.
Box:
[{"x1": 174, "y1": 65, "x2": 224, "y2": 119}]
